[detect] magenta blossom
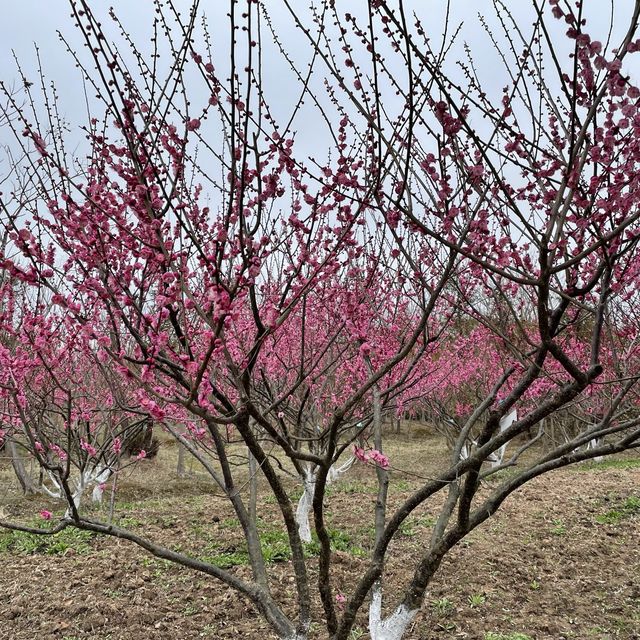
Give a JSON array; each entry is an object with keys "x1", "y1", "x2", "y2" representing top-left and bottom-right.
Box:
[{"x1": 353, "y1": 445, "x2": 390, "y2": 469}]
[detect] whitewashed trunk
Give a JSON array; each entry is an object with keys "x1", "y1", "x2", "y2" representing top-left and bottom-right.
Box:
[
  {"x1": 69, "y1": 473, "x2": 88, "y2": 513},
  {"x1": 585, "y1": 437, "x2": 604, "y2": 462},
  {"x1": 294, "y1": 458, "x2": 355, "y2": 543},
  {"x1": 41, "y1": 471, "x2": 63, "y2": 499},
  {"x1": 295, "y1": 470, "x2": 316, "y2": 544},
  {"x1": 91, "y1": 467, "x2": 112, "y2": 503},
  {"x1": 368, "y1": 586, "x2": 418, "y2": 640},
  {"x1": 489, "y1": 407, "x2": 517, "y2": 468}
]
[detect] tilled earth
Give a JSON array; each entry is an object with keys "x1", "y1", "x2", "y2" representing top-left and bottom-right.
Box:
[{"x1": 0, "y1": 456, "x2": 638, "y2": 640}]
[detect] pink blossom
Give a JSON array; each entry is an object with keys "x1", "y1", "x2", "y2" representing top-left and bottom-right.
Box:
[
  {"x1": 39, "y1": 510, "x2": 52, "y2": 520},
  {"x1": 468, "y1": 164, "x2": 484, "y2": 179},
  {"x1": 608, "y1": 59, "x2": 622, "y2": 72},
  {"x1": 353, "y1": 446, "x2": 390, "y2": 470},
  {"x1": 186, "y1": 118, "x2": 201, "y2": 131},
  {"x1": 135, "y1": 449, "x2": 147, "y2": 461},
  {"x1": 353, "y1": 445, "x2": 368, "y2": 463},
  {"x1": 80, "y1": 440, "x2": 98, "y2": 457},
  {"x1": 369, "y1": 449, "x2": 390, "y2": 470},
  {"x1": 590, "y1": 41, "x2": 603, "y2": 55},
  {"x1": 112, "y1": 437, "x2": 122, "y2": 455},
  {"x1": 49, "y1": 444, "x2": 68, "y2": 461}
]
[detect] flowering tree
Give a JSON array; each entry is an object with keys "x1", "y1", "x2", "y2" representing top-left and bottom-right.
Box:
[
  {"x1": 0, "y1": 282, "x2": 151, "y2": 509},
  {"x1": 2, "y1": 1, "x2": 640, "y2": 639}
]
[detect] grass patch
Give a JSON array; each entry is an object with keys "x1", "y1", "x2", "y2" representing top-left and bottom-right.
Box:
[
  {"x1": 202, "y1": 548, "x2": 250, "y2": 569},
  {"x1": 398, "y1": 514, "x2": 435, "y2": 537},
  {"x1": 431, "y1": 597, "x2": 455, "y2": 616},
  {"x1": 595, "y1": 495, "x2": 640, "y2": 525},
  {"x1": 329, "y1": 480, "x2": 377, "y2": 495},
  {"x1": 200, "y1": 524, "x2": 367, "y2": 568},
  {"x1": 550, "y1": 518, "x2": 567, "y2": 536},
  {"x1": 0, "y1": 526, "x2": 95, "y2": 556},
  {"x1": 578, "y1": 458, "x2": 640, "y2": 471}
]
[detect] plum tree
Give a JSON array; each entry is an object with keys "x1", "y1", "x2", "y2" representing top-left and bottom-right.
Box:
[{"x1": 1, "y1": 1, "x2": 640, "y2": 639}]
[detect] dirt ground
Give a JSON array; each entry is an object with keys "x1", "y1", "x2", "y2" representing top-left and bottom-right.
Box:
[{"x1": 0, "y1": 431, "x2": 638, "y2": 640}]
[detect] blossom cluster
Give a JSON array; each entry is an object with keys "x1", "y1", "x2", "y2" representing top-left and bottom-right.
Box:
[{"x1": 353, "y1": 446, "x2": 390, "y2": 470}]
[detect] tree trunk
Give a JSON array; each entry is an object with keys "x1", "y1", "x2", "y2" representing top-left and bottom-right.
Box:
[
  {"x1": 91, "y1": 468, "x2": 112, "y2": 503},
  {"x1": 7, "y1": 439, "x2": 39, "y2": 495},
  {"x1": 369, "y1": 586, "x2": 418, "y2": 640},
  {"x1": 295, "y1": 469, "x2": 316, "y2": 544},
  {"x1": 176, "y1": 441, "x2": 186, "y2": 477}
]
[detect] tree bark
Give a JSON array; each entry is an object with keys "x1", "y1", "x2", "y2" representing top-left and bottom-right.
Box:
[{"x1": 7, "y1": 439, "x2": 39, "y2": 495}]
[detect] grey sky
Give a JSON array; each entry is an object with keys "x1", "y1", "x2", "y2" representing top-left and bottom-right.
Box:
[{"x1": 1, "y1": 1, "x2": 639, "y2": 161}]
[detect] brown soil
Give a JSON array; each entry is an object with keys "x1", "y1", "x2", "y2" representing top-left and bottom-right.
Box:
[{"x1": 0, "y1": 436, "x2": 638, "y2": 640}]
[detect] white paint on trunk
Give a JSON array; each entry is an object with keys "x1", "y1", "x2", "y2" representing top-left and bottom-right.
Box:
[
  {"x1": 460, "y1": 440, "x2": 474, "y2": 461},
  {"x1": 569, "y1": 433, "x2": 604, "y2": 462},
  {"x1": 368, "y1": 586, "x2": 418, "y2": 640},
  {"x1": 69, "y1": 472, "x2": 88, "y2": 513},
  {"x1": 294, "y1": 457, "x2": 355, "y2": 543},
  {"x1": 41, "y1": 471, "x2": 63, "y2": 499},
  {"x1": 91, "y1": 467, "x2": 112, "y2": 503},
  {"x1": 489, "y1": 407, "x2": 517, "y2": 468},
  {"x1": 295, "y1": 470, "x2": 316, "y2": 543},
  {"x1": 585, "y1": 437, "x2": 604, "y2": 462},
  {"x1": 59, "y1": 466, "x2": 113, "y2": 516}
]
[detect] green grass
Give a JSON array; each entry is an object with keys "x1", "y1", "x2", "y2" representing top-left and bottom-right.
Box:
[
  {"x1": 117, "y1": 516, "x2": 143, "y2": 528},
  {"x1": 432, "y1": 597, "x2": 455, "y2": 616},
  {"x1": 200, "y1": 524, "x2": 368, "y2": 568},
  {"x1": 393, "y1": 479, "x2": 411, "y2": 491},
  {"x1": 595, "y1": 495, "x2": 640, "y2": 525},
  {"x1": 201, "y1": 548, "x2": 250, "y2": 568},
  {"x1": 329, "y1": 480, "x2": 377, "y2": 495},
  {"x1": 304, "y1": 527, "x2": 368, "y2": 558},
  {"x1": 468, "y1": 593, "x2": 486, "y2": 607},
  {"x1": 578, "y1": 458, "x2": 640, "y2": 471},
  {"x1": 0, "y1": 526, "x2": 95, "y2": 556},
  {"x1": 550, "y1": 518, "x2": 567, "y2": 536}
]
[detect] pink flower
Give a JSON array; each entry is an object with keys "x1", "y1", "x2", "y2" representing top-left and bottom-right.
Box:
[
  {"x1": 186, "y1": 118, "x2": 201, "y2": 131},
  {"x1": 80, "y1": 440, "x2": 98, "y2": 458},
  {"x1": 49, "y1": 444, "x2": 68, "y2": 461},
  {"x1": 112, "y1": 437, "x2": 122, "y2": 455},
  {"x1": 369, "y1": 449, "x2": 390, "y2": 470},
  {"x1": 353, "y1": 446, "x2": 390, "y2": 470},
  {"x1": 336, "y1": 593, "x2": 346, "y2": 610},
  {"x1": 353, "y1": 445, "x2": 369, "y2": 463},
  {"x1": 135, "y1": 450, "x2": 147, "y2": 461},
  {"x1": 39, "y1": 510, "x2": 52, "y2": 521}
]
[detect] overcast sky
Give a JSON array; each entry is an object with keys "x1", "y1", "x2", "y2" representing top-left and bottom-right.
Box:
[{"x1": 1, "y1": 1, "x2": 639, "y2": 162}]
